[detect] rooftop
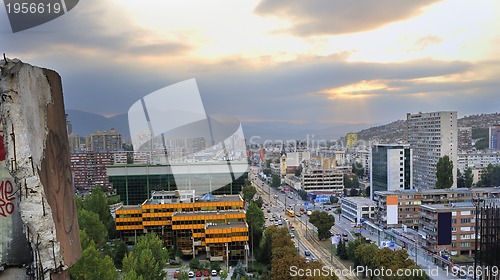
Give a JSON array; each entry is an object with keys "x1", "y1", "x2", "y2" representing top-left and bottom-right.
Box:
[
  {"x1": 374, "y1": 187, "x2": 500, "y2": 196},
  {"x1": 205, "y1": 222, "x2": 248, "y2": 229},
  {"x1": 172, "y1": 210, "x2": 245, "y2": 217},
  {"x1": 342, "y1": 196, "x2": 376, "y2": 206},
  {"x1": 421, "y1": 202, "x2": 475, "y2": 211}
]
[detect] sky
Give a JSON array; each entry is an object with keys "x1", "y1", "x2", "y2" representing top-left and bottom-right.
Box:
[{"x1": 1, "y1": 0, "x2": 500, "y2": 130}]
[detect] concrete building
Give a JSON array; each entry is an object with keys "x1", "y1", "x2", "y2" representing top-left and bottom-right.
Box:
[
  {"x1": 489, "y1": 125, "x2": 500, "y2": 150},
  {"x1": 70, "y1": 151, "x2": 114, "y2": 192},
  {"x1": 457, "y1": 150, "x2": 500, "y2": 173},
  {"x1": 419, "y1": 202, "x2": 475, "y2": 257},
  {"x1": 370, "y1": 144, "x2": 412, "y2": 199},
  {"x1": 301, "y1": 168, "x2": 344, "y2": 195},
  {"x1": 285, "y1": 151, "x2": 310, "y2": 175},
  {"x1": 341, "y1": 197, "x2": 376, "y2": 224},
  {"x1": 107, "y1": 162, "x2": 249, "y2": 205},
  {"x1": 458, "y1": 127, "x2": 473, "y2": 151},
  {"x1": 407, "y1": 111, "x2": 458, "y2": 189},
  {"x1": 86, "y1": 128, "x2": 123, "y2": 152},
  {"x1": 68, "y1": 133, "x2": 82, "y2": 152},
  {"x1": 346, "y1": 133, "x2": 358, "y2": 147},
  {"x1": 115, "y1": 191, "x2": 248, "y2": 263},
  {"x1": 372, "y1": 187, "x2": 500, "y2": 229}
]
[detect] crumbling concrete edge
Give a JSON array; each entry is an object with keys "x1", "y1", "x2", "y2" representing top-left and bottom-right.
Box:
[{"x1": 0, "y1": 58, "x2": 81, "y2": 280}]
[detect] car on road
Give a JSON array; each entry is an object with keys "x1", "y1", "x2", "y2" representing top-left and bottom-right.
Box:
[
  {"x1": 305, "y1": 257, "x2": 310, "y2": 263},
  {"x1": 305, "y1": 250, "x2": 311, "y2": 256},
  {"x1": 342, "y1": 233, "x2": 349, "y2": 242},
  {"x1": 290, "y1": 233, "x2": 295, "y2": 238},
  {"x1": 267, "y1": 209, "x2": 271, "y2": 213}
]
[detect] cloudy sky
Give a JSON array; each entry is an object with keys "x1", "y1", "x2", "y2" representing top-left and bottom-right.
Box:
[{"x1": 1, "y1": 0, "x2": 500, "y2": 130}]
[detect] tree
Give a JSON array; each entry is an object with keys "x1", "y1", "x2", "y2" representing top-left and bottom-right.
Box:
[
  {"x1": 436, "y1": 155, "x2": 454, "y2": 189},
  {"x1": 77, "y1": 209, "x2": 107, "y2": 249},
  {"x1": 231, "y1": 261, "x2": 247, "y2": 280},
  {"x1": 246, "y1": 202, "x2": 265, "y2": 255},
  {"x1": 308, "y1": 210, "x2": 335, "y2": 240},
  {"x1": 271, "y1": 174, "x2": 280, "y2": 188},
  {"x1": 352, "y1": 162, "x2": 364, "y2": 177},
  {"x1": 457, "y1": 169, "x2": 465, "y2": 188},
  {"x1": 464, "y1": 167, "x2": 474, "y2": 188},
  {"x1": 349, "y1": 188, "x2": 359, "y2": 197},
  {"x1": 122, "y1": 269, "x2": 145, "y2": 280},
  {"x1": 103, "y1": 239, "x2": 129, "y2": 269},
  {"x1": 69, "y1": 242, "x2": 118, "y2": 280},
  {"x1": 220, "y1": 268, "x2": 229, "y2": 280},
  {"x1": 189, "y1": 257, "x2": 200, "y2": 270},
  {"x1": 242, "y1": 185, "x2": 257, "y2": 202},
  {"x1": 122, "y1": 232, "x2": 168, "y2": 280},
  {"x1": 83, "y1": 187, "x2": 117, "y2": 238},
  {"x1": 336, "y1": 239, "x2": 348, "y2": 260},
  {"x1": 478, "y1": 164, "x2": 500, "y2": 187},
  {"x1": 330, "y1": 195, "x2": 339, "y2": 204},
  {"x1": 254, "y1": 196, "x2": 264, "y2": 208},
  {"x1": 297, "y1": 189, "x2": 308, "y2": 201}
]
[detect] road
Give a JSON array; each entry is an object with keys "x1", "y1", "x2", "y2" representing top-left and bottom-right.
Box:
[{"x1": 251, "y1": 172, "x2": 358, "y2": 280}]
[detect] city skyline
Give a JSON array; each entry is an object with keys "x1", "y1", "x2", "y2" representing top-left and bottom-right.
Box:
[{"x1": 1, "y1": 0, "x2": 499, "y2": 128}]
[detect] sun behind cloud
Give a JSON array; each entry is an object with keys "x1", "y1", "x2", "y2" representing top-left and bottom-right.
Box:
[{"x1": 322, "y1": 80, "x2": 395, "y2": 99}]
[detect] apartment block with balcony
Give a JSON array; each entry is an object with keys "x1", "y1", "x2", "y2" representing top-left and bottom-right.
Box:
[
  {"x1": 407, "y1": 111, "x2": 458, "y2": 189},
  {"x1": 70, "y1": 151, "x2": 114, "y2": 192},
  {"x1": 419, "y1": 202, "x2": 476, "y2": 257},
  {"x1": 301, "y1": 168, "x2": 344, "y2": 195},
  {"x1": 373, "y1": 187, "x2": 500, "y2": 229}
]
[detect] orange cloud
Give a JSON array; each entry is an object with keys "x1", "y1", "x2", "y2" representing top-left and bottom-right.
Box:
[{"x1": 321, "y1": 80, "x2": 396, "y2": 99}]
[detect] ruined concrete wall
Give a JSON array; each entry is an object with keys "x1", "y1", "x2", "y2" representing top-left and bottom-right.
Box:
[{"x1": 0, "y1": 58, "x2": 81, "y2": 279}]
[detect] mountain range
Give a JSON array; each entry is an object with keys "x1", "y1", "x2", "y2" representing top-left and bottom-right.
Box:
[{"x1": 66, "y1": 109, "x2": 500, "y2": 143}]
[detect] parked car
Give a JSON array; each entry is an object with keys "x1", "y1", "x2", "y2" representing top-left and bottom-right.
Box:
[
  {"x1": 188, "y1": 271, "x2": 195, "y2": 278},
  {"x1": 211, "y1": 270, "x2": 218, "y2": 276},
  {"x1": 204, "y1": 270, "x2": 210, "y2": 276},
  {"x1": 196, "y1": 270, "x2": 202, "y2": 277}
]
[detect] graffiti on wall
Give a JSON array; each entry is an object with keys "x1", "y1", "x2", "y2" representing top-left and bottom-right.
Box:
[{"x1": 0, "y1": 117, "x2": 14, "y2": 218}]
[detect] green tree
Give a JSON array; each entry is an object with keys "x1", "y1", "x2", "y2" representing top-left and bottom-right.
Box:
[
  {"x1": 70, "y1": 242, "x2": 118, "y2": 280},
  {"x1": 297, "y1": 189, "x2": 308, "y2": 201},
  {"x1": 349, "y1": 188, "x2": 359, "y2": 197},
  {"x1": 103, "y1": 239, "x2": 129, "y2": 269},
  {"x1": 254, "y1": 196, "x2": 264, "y2": 208},
  {"x1": 231, "y1": 261, "x2": 247, "y2": 280},
  {"x1": 347, "y1": 237, "x2": 367, "y2": 265},
  {"x1": 122, "y1": 232, "x2": 168, "y2": 280},
  {"x1": 246, "y1": 202, "x2": 265, "y2": 254},
  {"x1": 336, "y1": 239, "x2": 348, "y2": 260},
  {"x1": 352, "y1": 162, "x2": 364, "y2": 177},
  {"x1": 122, "y1": 269, "x2": 145, "y2": 280},
  {"x1": 330, "y1": 195, "x2": 339, "y2": 204},
  {"x1": 308, "y1": 210, "x2": 335, "y2": 240},
  {"x1": 189, "y1": 257, "x2": 200, "y2": 270},
  {"x1": 464, "y1": 167, "x2": 474, "y2": 188},
  {"x1": 457, "y1": 169, "x2": 465, "y2": 188},
  {"x1": 83, "y1": 187, "x2": 117, "y2": 238},
  {"x1": 478, "y1": 164, "x2": 500, "y2": 187},
  {"x1": 436, "y1": 155, "x2": 453, "y2": 189},
  {"x1": 271, "y1": 174, "x2": 280, "y2": 188},
  {"x1": 77, "y1": 209, "x2": 107, "y2": 249},
  {"x1": 242, "y1": 185, "x2": 257, "y2": 202},
  {"x1": 220, "y1": 268, "x2": 229, "y2": 280}
]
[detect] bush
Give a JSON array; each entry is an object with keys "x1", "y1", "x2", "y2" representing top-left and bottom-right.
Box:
[{"x1": 189, "y1": 258, "x2": 200, "y2": 269}]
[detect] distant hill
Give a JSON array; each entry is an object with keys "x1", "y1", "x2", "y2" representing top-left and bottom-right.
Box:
[
  {"x1": 66, "y1": 109, "x2": 129, "y2": 138},
  {"x1": 66, "y1": 109, "x2": 373, "y2": 141},
  {"x1": 355, "y1": 112, "x2": 500, "y2": 143}
]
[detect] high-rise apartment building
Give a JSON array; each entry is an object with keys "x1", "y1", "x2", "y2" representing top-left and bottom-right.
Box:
[
  {"x1": 370, "y1": 144, "x2": 412, "y2": 199},
  {"x1": 489, "y1": 125, "x2": 500, "y2": 150},
  {"x1": 458, "y1": 127, "x2": 472, "y2": 151},
  {"x1": 70, "y1": 151, "x2": 114, "y2": 192},
  {"x1": 86, "y1": 128, "x2": 122, "y2": 152},
  {"x1": 407, "y1": 111, "x2": 458, "y2": 189}
]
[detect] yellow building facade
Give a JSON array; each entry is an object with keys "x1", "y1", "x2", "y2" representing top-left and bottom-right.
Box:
[{"x1": 115, "y1": 191, "x2": 248, "y2": 262}]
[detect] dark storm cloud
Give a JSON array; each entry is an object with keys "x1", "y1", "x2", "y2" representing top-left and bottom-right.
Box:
[{"x1": 254, "y1": 0, "x2": 441, "y2": 36}]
